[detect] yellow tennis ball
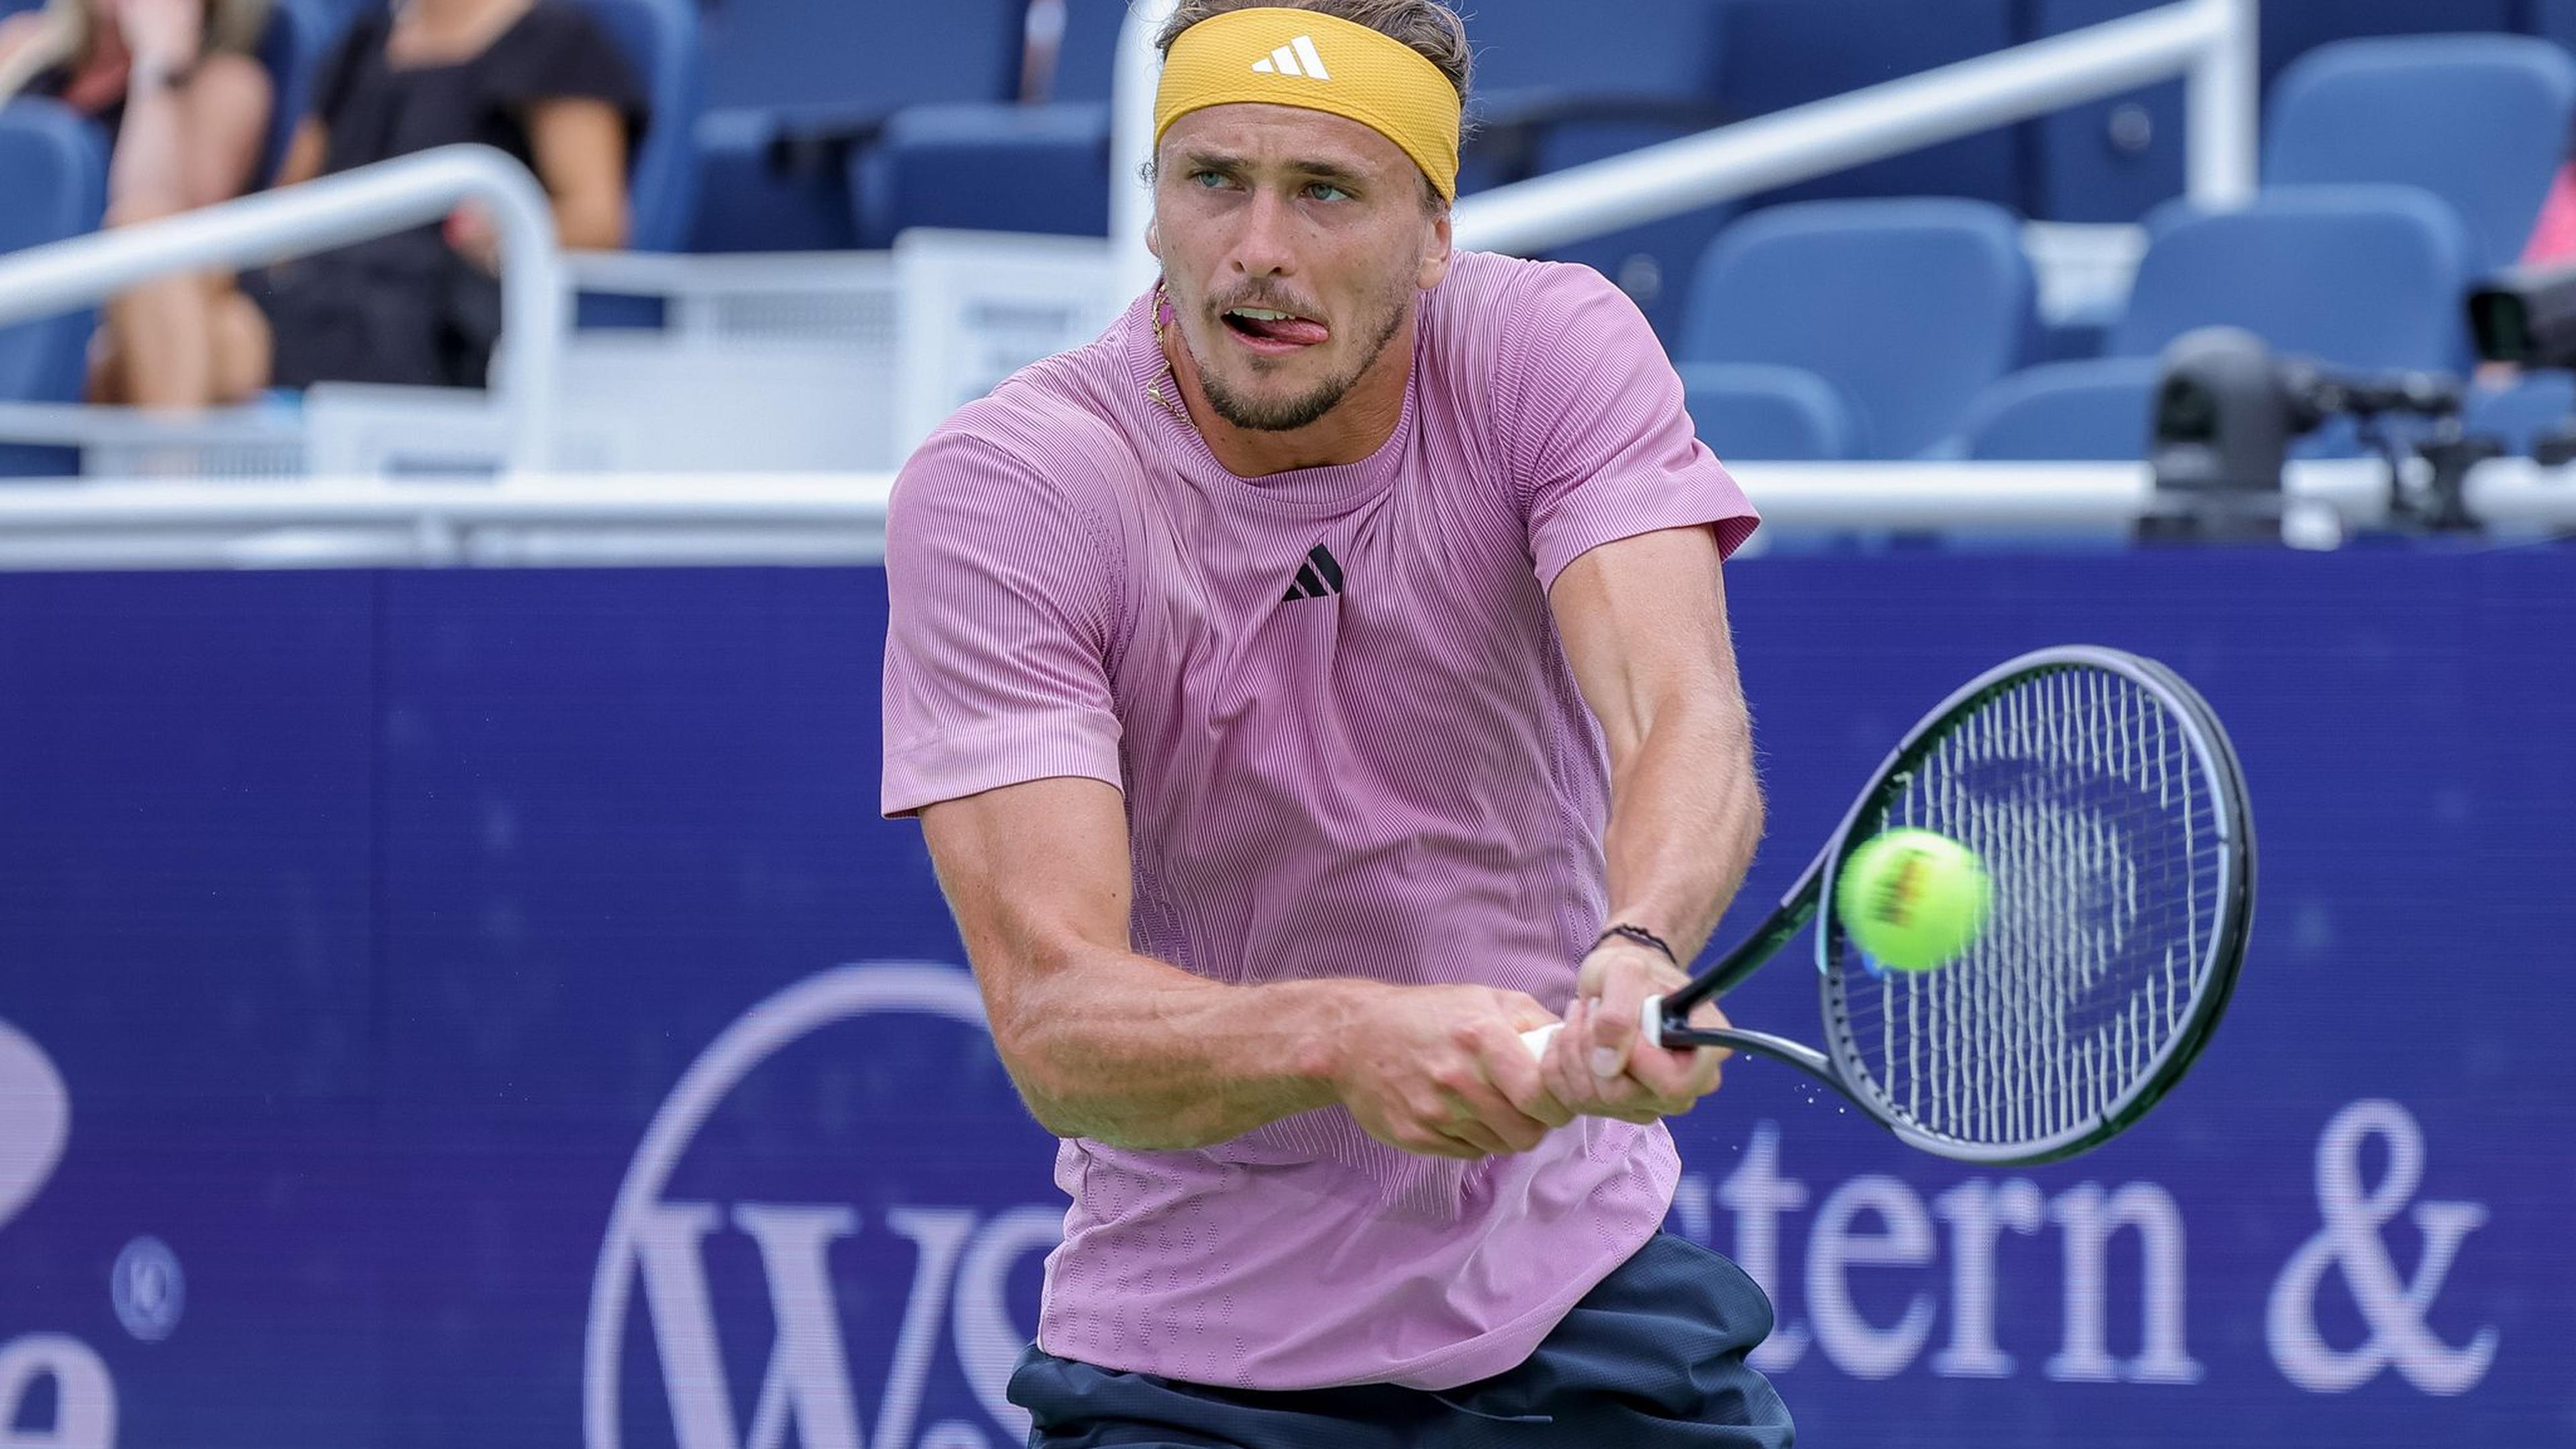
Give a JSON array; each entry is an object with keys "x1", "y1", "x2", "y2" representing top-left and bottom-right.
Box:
[{"x1": 1835, "y1": 828, "x2": 1990, "y2": 972}]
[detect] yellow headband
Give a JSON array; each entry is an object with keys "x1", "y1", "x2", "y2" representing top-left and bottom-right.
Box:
[{"x1": 1154, "y1": 7, "x2": 1462, "y2": 203}]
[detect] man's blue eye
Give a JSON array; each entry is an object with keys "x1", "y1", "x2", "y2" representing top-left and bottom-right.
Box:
[
  {"x1": 1307, "y1": 183, "x2": 1350, "y2": 202},
  {"x1": 1191, "y1": 171, "x2": 1227, "y2": 188}
]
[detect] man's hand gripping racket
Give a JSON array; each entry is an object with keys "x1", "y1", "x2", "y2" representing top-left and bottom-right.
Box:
[{"x1": 1523, "y1": 646, "x2": 2253, "y2": 1167}]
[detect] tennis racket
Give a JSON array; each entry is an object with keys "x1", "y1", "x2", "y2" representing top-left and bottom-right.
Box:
[{"x1": 1523, "y1": 645, "x2": 2254, "y2": 1166}]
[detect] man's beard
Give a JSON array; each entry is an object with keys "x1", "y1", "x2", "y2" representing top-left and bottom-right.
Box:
[{"x1": 1194, "y1": 284, "x2": 1412, "y2": 433}]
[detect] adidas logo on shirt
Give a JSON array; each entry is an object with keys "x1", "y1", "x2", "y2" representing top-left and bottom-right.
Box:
[
  {"x1": 1250, "y1": 36, "x2": 1332, "y2": 80},
  {"x1": 1282, "y1": 544, "x2": 1346, "y2": 601}
]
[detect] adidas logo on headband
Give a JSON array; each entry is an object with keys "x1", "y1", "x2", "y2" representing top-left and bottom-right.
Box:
[
  {"x1": 1249, "y1": 35, "x2": 1332, "y2": 80},
  {"x1": 1155, "y1": 9, "x2": 1458, "y2": 199}
]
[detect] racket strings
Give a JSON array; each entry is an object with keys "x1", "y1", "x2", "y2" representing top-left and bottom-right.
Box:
[{"x1": 1832, "y1": 666, "x2": 2227, "y2": 1149}]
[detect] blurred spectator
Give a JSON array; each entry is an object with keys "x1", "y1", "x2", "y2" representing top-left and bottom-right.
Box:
[
  {"x1": 0, "y1": 0, "x2": 276, "y2": 407},
  {"x1": 92, "y1": 0, "x2": 645, "y2": 405},
  {"x1": 2524, "y1": 153, "x2": 2576, "y2": 266}
]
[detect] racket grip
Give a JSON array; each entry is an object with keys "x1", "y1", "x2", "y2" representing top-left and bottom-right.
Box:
[{"x1": 1517, "y1": 995, "x2": 1670, "y2": 1059}]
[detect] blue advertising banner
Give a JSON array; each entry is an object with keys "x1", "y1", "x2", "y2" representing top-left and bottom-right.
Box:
[{"x1": 0, "y1": 548, "x2": 2568, "y2": 1448}]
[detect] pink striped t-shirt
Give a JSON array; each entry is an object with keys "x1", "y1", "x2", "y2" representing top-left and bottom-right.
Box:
[{"x1": 881, "y1": 250, "x2": 1759, "y2": 1392}]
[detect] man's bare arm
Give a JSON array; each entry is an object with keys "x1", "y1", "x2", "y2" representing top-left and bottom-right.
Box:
[
  {"x1": 1540, "y1": 525, "x2": 1764, "y2": 1116},
  {"x1": 920, "y1": 775, "x2": 1569, "y2": 1158}
]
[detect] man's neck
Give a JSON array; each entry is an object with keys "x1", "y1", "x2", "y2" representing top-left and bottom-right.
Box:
[{"x1": 1159, "y1": 307, "x2": 1414, "y2": 478}]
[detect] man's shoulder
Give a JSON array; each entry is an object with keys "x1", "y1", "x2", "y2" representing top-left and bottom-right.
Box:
[
  {"x1": 1417, "y1": 252, "x2": 1652, "y2": 473},
  {"x1": 1419, "y1": 252, "x2": 1642, "y2": 398},
  {"x1": 898, "y1": 348, "x2": 1146, "y2": 522},
  {"x1": 1427, "y1": 251, "x2": 1631, "y2": 337}
]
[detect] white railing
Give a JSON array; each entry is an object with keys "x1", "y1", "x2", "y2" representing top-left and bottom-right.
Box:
[
  {"x1": 0, "y1": 145, "x2": 565, "y2": 468},
  {"x1": 1110, "y1": 0, "x2": 1175, "y2": 304},
  {"x1": 0, "y1": 458, "x2": 2563, "y2": 571},
  {"x1": 0, "y1": 472, "x2": 892, "y2": 569},
  {"x1": 1110, "y1": 0, "x2": 2257, "y2": 289}
]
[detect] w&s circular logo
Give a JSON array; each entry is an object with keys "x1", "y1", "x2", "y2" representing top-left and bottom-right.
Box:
[{"x1": 584, "y1": 964, "x2": 1067, "y2": 1449}]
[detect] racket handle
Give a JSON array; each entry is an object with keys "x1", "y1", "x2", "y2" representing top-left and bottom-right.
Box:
[{"x1": 1517, "y1": 995, "x2": 1670, "y2": 1059}]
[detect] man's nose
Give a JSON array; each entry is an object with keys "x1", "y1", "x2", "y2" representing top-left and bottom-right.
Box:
[{"x1": 1228, "y1": 189, "x2": 1299, "y2": 279}]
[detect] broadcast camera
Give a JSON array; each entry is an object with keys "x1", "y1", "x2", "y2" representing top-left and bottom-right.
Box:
[
  {"x1": 2145, "y1": 261, "x2": 2576, "y2": 542},
  {"x1": 2467, "y1": 260, "x2": 2576, "y2": 467},
  {"x1": 2140, "y1": 328, "x2": 2477, "y2": 543},
  {"x1": 2469, "y1": 260, "x2": 2576, "y2": 373}
]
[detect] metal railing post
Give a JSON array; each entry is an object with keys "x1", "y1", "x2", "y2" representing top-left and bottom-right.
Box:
[
  {"x1": 1451, "y1": 1, "x2": 2229, "y2": 256},
  {"x1": 1110, "y1": 0, "x2": 1181, "y2": 305},
  {"x1": 2185, "y1": 0, "x2": 2263, "y2": 211}
]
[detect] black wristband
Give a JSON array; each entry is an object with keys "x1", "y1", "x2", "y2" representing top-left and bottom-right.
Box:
[{"x1": 1593, "y1": 923, "x2": 1677, "y2": 964}]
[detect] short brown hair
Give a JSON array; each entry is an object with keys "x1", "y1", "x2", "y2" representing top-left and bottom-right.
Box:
[{"x1": 1155, "y1": 0, "x2": 1474, "y2": 104}]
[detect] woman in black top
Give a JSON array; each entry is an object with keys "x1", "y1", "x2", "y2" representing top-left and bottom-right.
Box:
[{"x1": 92, "y1": 0, "x2": 645, "y2": 402}]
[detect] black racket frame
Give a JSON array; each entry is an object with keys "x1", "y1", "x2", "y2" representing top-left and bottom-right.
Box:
[{"x1": 1646, "y1": 645, "x2": 2256, "y2": 1165}]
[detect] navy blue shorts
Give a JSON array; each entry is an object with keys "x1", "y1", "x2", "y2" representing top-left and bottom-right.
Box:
[{"x1": 1009, "y1": 1232, "x2": 1795, "y2": 1448}]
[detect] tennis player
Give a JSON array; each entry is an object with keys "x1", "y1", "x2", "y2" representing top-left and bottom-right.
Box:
[{"x1": 881, "y1": 1, "x2": 1786, "y2": 1442}]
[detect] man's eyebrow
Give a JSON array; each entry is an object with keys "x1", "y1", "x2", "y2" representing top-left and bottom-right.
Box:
[
  {"x1": 1176, "y1": 149, "x2": 1373, "y2": 186},
  {"x1": 1287, "y1": 160, "x2": 1371, "y2": 186}
]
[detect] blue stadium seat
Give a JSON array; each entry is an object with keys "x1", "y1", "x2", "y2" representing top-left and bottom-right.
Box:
[
  {"x1": 1459, "y1": 0, "x2": 1733, "y2": 341},
  {"x1": 690, "y1": 0, "x2": 1022, "y2": 252},
  {"x1": 872, "y1": 101, "x2": 1110, "y2": 239},
  {"x1": 1678, "y1": 199, "x2": 2037, "y2": 458},
  {"x1": 2033, "y1": 0, "x2": 2526, "y2": 223},
  {"x1": 1715, "y1": 0, "x2": 2026, "y2": 213},
  {"x1": 1680, "y1": 362, "x2": 1870, "y2": 461},
  {"x1": 2536, "y1": 0, "x2": 2576, "y2": 50},
  {"x1": 2118, "y1": 186, "x2": 2474, "y2": 369},
  {"x1": 2261, "y1": 0, "x2": 2518, "y2": 87},
  {"x1": 1963, "y1": 185, "x2": 2474, "y2": 459},
  {"x1": 873, "y1": 0, "x2": 1125, "y2": 242},
  {"x1": 0, "y1": 99, "x2": 107, "y2": 477},
  {"x1": 2266, "y1": 36, "x2": 2576, "y2": 272},
  {"x1": 571, "y1": 0, "x2": 699, "y2": 254},
  {"x1": 560, "y1": 0, "x2": 698, "y2": 328},
  {"x1": 698, "y1": 0, "x2": 1020, "y2": 113},
  {"x1": 1045, "y1": 0, "x2": 1132, "y2": 106},
  {"x1": 251, "y1": 0, "x2": 342, "y2": 189},
  {"x1": 1960, "y1": 358, "x2": 2160, "y2": 460},
  {"x1": 1462, "y1": 0, "x2": 1727, "y2": 186}
]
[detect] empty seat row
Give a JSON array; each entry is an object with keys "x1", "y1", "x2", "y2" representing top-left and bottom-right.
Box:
[
  {"x1": 1676, "y1": 186, "x2": 2477, "y2": 462},
  {"x1": 30, "y1": 0, "x2": 2569, "y2": 259},
  {"x1": 860, "y1": 1, "x2": 2576, "y2": 339},
  {"x1": 17, "y1": 0, "x2": 2575, "y2": 255},
  {"x1": 1679, "y1": 199, "x2": 2036, "y2": 461},
  {"x1": 1956, "y1": 185, "x2": 2473, "y2": 461},
  {"x1": 1678, "y1": 33, "x2": 2576, "y2": 462},
  {"x1": 7, "y1": 6, "x2": 2575, "y2": 437}
]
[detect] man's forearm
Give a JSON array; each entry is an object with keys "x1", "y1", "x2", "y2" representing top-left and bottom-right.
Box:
[
  {"x1": 1599, "y1": 692, "x2": 1764, "y2": 961},
  {"x1": 984, "y1": 945, "x2": 1368, "y2": 1149}
]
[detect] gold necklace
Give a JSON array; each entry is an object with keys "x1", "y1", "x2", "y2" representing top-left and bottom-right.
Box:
[{"x1": 1146, "y1": 282, "x2": 1188, "y2": 419}]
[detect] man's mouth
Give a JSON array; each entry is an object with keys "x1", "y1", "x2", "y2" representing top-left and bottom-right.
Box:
[{"x1": 1220, "y1": 306, "x2": 1332, "y2": 352}]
